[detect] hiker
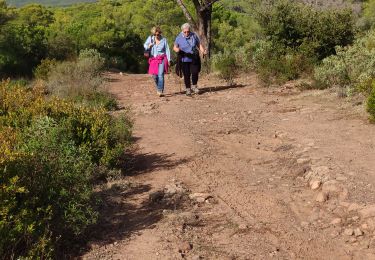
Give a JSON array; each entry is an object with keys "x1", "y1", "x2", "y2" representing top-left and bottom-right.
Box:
[
  {"x1": 174, "y1": 23, "x2": 206, "y2": 96},
  {"x1": 144, "y1": 26, "x2": 171, "y2": 97}
]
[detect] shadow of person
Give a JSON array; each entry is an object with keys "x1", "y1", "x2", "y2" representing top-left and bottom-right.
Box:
[
  {"x1": 170, "y1": 83, "x2": 247, "y2": 96},
  {"x1": 120, "y1": 150, "x2": 191, "y2": 177}
]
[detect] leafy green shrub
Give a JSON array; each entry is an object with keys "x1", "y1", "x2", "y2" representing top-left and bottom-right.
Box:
[
  {"x1": 34, "y1": 58, "x2": 57, "y2": 80},
  {"x1": 255, "y1": 0, "x2": 355, "y2": 60},
  {"x1": 367, "y1": 82, "x2": 375, "y2": 122},
  {"x1": 251, "y1": 0, "x2": 354, "y2": 83},
  {"x1": 252, "y1": 40, "x2": 313, "y2": 83},
  {"x1": 49, "y1": 48, "x2": 103, "y2": 93},
  {"x1": 314, "y1": 30, "x2": 375, "y2": 94},
  {"x1": 212, "y1": 51, "x2": 239, "y2": 85},
  {"x1": 361, "y1": 0, "x2": 375, "y2": 29},
  {"x1": 46, "y1": 49, "x2": 105, "y2": 99},
  {"x1": 1, "y1": 116, "x2": 96, "y2": 258},
  {"x1": 0, "y1": 80, "x2": 132, "y2": 258},
  {"x1": 233, "y1": 46, "x2": 253, "y2": 72},
  {"x1": 44, "y1": 48, "x2": 114, "y2": 109},
  {"x1": 71, "y1": 91, "x2": 118, "y2": 111}
]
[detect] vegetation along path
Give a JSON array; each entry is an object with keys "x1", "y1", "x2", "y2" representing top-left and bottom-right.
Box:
[{"x1": 83, "y1": 72, "x2": 375, "y2": 259}]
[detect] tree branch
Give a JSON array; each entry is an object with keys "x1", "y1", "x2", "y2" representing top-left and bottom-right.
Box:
[
  {"x1": 200, "y1": 0, "x2": 220, "y2": 12},
  {"x1": 176, "y1": 0, "x2": 196, "y2": 26}
]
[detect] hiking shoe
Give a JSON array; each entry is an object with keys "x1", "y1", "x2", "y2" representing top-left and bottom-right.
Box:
[
  {"x1": 192, "y1": 85, "x2": 200, "y2": 94},
  {"x1": 157, "y1": 91, "x2": 164, "y2": 97},
  {"x1": 185, "y1": 88, "x2": 192, "y2": 96}
]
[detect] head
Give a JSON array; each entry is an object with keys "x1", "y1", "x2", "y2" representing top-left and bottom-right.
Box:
[
  {"x1": 181, "y1": 23, "x2": 191, "y2": 36},
  {"x1": 151, "y1": 26, "x2": 162, "y2": 38}
]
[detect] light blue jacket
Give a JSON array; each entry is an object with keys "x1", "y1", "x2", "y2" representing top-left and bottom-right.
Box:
[{"x1": 144, "y1": 36, "x2": 171, "y2": 62}]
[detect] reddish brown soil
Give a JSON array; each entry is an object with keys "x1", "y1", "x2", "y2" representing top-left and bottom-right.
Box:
[{"x1": 82, "y1": 72, "x2": 375, "y2": 260}]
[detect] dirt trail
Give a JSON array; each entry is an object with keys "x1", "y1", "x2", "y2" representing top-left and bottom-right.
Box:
[{"x1": 83, "y1": 72, "x2": 375, "y2": 259}]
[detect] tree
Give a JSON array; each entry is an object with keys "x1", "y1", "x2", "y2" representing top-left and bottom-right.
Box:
[
  {"x1": 0, "y1": 4, "x2": 54, "y2": 76},
  {"x1": 176, "y1": 0, "x2": 220, "y2": 57}
]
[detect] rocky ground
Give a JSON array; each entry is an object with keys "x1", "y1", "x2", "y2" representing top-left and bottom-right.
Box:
[{"x1": 81, "y1": 72, "x2": 375, "y2": 259}]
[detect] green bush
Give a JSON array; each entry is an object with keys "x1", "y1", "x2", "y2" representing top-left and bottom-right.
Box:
[
  {"x1": 46, "y1": 49, "x2": 105, "y2": 98},
  {"x1": 362, "y1": 0, "x2": 375, "y2": 29},
  {"x1": 34, "y1": 58, "x2": 57, "y2": 80},
  {"x1": 0, "y1": 80, "x2": 132, "y2": 258},
  {"x1": 73, "y1": 91, "x2": 119, "y2": 111},
  {"x1": 212, "y1": 50, "x2": 239, "y2": 85},
  {"x1": 252, "y1": 40, "x2": 313, "y2": 83},
  {"x1": 1, "y1": 116, "x2": 97, "y2": 258},
  {"x1": 255, "y1": 0, "x2": 355, "y2": 60},
  {"x1": 367, "y1": 82, "x2": 375, "y2": 122},
  {"x1": 251, "y1": 0, "x2": 355, "y2": 83},
  {"x1": 314, "y1": 30, "x2": 375, "y2": 94}
]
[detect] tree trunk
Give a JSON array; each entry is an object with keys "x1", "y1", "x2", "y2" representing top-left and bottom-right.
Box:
[
  {"x1": 195, "y1": 5, "x2": 212, "y2": 57},
  {"x1": 176, "y1": 0, "x2": 219, "y2": 58}
]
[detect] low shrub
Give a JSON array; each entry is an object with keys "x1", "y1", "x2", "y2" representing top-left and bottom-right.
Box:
[
  {"x1": 212, "y1": 51, "x2": 239, "y2": 85},
  {"x1": 211, "y1": 46, "x2": 254, "y2": 84},
  {"x1": 251, "y1": 0, "x2": 355, "y2": 83},
  {"x1": 255, "y1": 0, "x2": 355, "y2": 60},
  {"x1": 252, "y1": 40, "x2": 314, "y2": 84},
  {"x1": 34, "y1": 58, "x2": 57, "y2": 81},
  {"x1": 36, "y1": 48, "x2": 118, "y2": 109},
  {"x1": 314, "y1": 30, "x2": 375, "y2": 94},
  {"x1": 0, "y1": 80, "x2": 132, "y2": 258},
  {"x1": 73, "y1": 91, "x2": 119, "y2": 111},
  {"x1": 367, "y1": 82, "x2": 375, "y2": 122},
  {"x1": 46, "y1": 49, "x2": 105, "y2": 100},
  {"x1": 1, "y1": 117, "x2": 97, "y2": 258},
  {"x1": 361, "y1": 0, "x2": 375, "y2": 30}
]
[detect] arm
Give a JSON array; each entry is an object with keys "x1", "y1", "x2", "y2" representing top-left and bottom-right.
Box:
[
  {"x1": 165, "y1": 39, "x2": 171, "y2": 62},
  {"x1": 173, "y1": 35, "x2": 180, "y2": 53},
  {"x1": 199, "y1": 43, "x2": 206, "y2": 55},
  {"x1": 173, "y1": 44, "x2": 180, "y2": 53},
  {"x1": 195, "y1": 33, "x2": 206, "y2": 55},
  {"x1": 143, "y1": 36, "x2": 153, "y2": 50}
]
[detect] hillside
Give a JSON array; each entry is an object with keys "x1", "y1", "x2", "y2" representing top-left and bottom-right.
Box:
[{"x1": 6, "y1": 0, "x2": 96, "y2": 7}]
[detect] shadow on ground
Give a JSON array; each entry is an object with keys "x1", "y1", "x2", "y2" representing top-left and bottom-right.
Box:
[
  {"x1": 87, "y1": 183, "x2": 158, "y2": 244},
  {"x1": 121, "y1": 149, "x2": 190, "y2": 176},
  {"x1": 167, "y1": 83, "x2": 247, "y2": 96},
  {"x1": 67, "y1": 149, "x2": 190, "y2": 258}
]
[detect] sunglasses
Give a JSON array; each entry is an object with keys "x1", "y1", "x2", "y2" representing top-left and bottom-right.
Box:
[{"x1": 183, "y1": 30, "x2": 190, "y2": 34}]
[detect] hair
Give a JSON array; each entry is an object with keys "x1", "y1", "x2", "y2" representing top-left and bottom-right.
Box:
[
  {"x1": 151, "y1": 26, "x2": 162, "y2": 35},
  {"x1": 181, "y1": 23, "x2": 191, "y2": 31}
]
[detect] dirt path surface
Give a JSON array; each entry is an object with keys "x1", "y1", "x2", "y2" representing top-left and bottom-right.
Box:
[{"x1": 82, "y1": 72, "x2": 375, "y2": 260}]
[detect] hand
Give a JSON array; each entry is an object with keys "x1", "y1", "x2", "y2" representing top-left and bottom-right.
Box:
[{"x1": 148, "y1": 43, "x2": 154, "y2": 49}]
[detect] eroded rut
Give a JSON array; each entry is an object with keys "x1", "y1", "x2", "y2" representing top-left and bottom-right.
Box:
[{"x1": 82, "y1": 73, "x2": 375, "y2": 260}]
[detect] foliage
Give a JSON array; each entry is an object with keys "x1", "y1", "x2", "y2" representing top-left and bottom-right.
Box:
[
  {"x1": 252, "y1": 40, "x2": 313, "y2": 83},
  {"x1": 0, "y1": 0, "x2": 262, "y2": 76},
  {"x1": 46, "y1": 49, "x2": 104, "y2": 98},
  {"x1": 7, "y1": 0, "x2": 96, "y2": 7},
  {"x1": 0, "y1": 3, "x2": 53, "y2": 76},
  {"x1": 249, "y1": 0, "x2": 355, "y2": 83},
  {"x1": 255, "y1": 0, "x2": 355, "y2": 60},
  {"x1": 367, "y1": 82, "x2": 375, "y2": 122},
  {"x1": 314, "y1": 30, "x2": 375, "y2": 94},
  {"x1": 211, "y1": 3, "x2": 261, "y2": 53},
  {"x1": 0, "y1": 80, "x2": 132, "y2": 258},
  {"x1": 211, "y1": 46, "x2": 254, "y2": 84},
  {"x1": 212, "y1": 50, "x2": 238, "y2": 85},
  {"x1": 34, "y1": 58, "x2": 57, "y2": 80},
  {"x1": 362, "y1": 0, "x2": 375, "y2": 29}
]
